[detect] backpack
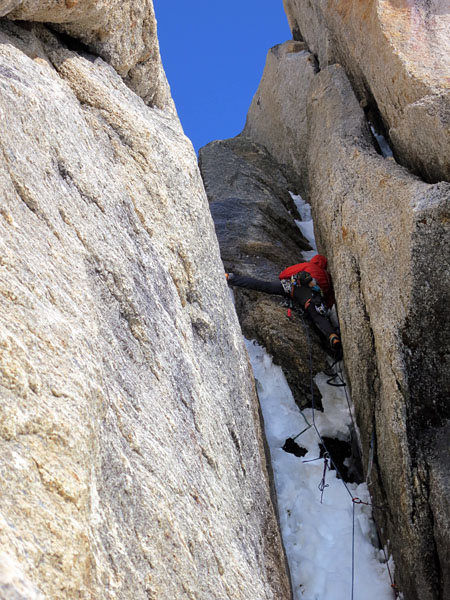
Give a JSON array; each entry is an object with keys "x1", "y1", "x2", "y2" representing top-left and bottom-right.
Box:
[
  {"x1": 279, "y1": 263, "x2": 328, "y2": 318},
  {"x1": 279, "y1": 264, "x2": 308, "y2": 280},
  {"x1": 280, "y1": 257, "x2": 334, "y2": 308}
]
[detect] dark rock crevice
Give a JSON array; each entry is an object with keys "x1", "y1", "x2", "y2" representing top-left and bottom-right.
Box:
[
  {"x1": 339, "y1": 67, "x2": 434, "y2": 184},
  {"x1": 46, "y1": 25, "x2": 94, "y2": 57},
  {"x1": 421, "y1": 423, "x2": 450, "y2": 598},
  {"x1": 319, "y1": 436, "x2": 363, "y2": 484},
  {"x1": 199, "y1": 137, "x2": 331, "y2": 411},
  {"x1": 0, "y1": 18, "x2": 100, "y2": 67},
  {"x1": 291, "y1": 19, "x2": 303, "y2": 43}
]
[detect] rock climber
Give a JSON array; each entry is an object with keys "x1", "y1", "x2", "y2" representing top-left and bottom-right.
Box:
[{"x1": 226, "y1": 254, "x2": 342, "y2": 360}]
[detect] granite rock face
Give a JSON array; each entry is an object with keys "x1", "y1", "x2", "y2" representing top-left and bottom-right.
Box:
[
  {"x1": 0, "y1": 19, "x2": 291, "y2": 600},
  {"x1": 1, "y1": 0, "x2": 173, "y2": 108},
  {"x1": 242, "y1": 41, "x2": 317, "y2": 192},
  {"x1": 236, "y1": 10, "x2": 450, "y2": 597},
  {"x1": 306, "y1": 65, "x2": 450, "y2": 600},
  {"x1": 199, "y1": 137, "x2": 330, "y2": 410},
  {"x1": 283, "y1": 0, "x2": 450, "y2": 183}
]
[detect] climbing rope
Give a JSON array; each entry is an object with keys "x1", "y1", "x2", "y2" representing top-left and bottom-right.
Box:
[
  {"x1": 364, "y1": 430, "x2": 398, "y2": 595},
  {"x1": 326, "y1": 359, "x2": 361, "y2": 461},
  {"x1": 351, "y1": 501, "x2": 355, "y2": 600},
  {"x1": 291, "y1": 403, "x2": 313, "y2": 439},
  {"x1": 324, "y1": 359, "x2": 346, "y2": 387},
  {"x1": 298, "y1": 312, "x2": 354, "y2": 500},
  {"x1": 380, "y1": 541, "x2": 400, "y2": 598},
  {"x1": 338, "y1": 361, "x2": 360, "y2": 451},
  {"x1": 294, "y1": 312, "x2": 398, "y2": 598},
  {"x1": 318, "y1": 452, "x2": 330, "y2": 503}
]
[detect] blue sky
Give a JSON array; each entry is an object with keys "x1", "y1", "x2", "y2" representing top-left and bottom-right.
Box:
[{"x1": 153, "y1": 1, "x2": 291, "y2": 152}]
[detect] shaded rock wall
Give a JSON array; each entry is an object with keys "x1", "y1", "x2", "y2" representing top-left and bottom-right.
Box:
[
  {"x1": 282, "y1": 0, "x2": 450, "y2": 183},
  {"x1": 198, "y1": 137, "x2": 330, "y2": 412},
  {"x1": 199, "y1": 137, "x2": 309, "y2": 278},
  {"x1": 0, "y1": 10, "x2": 291, "y2": 600}
]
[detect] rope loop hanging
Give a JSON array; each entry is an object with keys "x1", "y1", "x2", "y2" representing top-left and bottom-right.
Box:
[{"x1": 294, "y1": 311, "x2": 399, "y2": 598}]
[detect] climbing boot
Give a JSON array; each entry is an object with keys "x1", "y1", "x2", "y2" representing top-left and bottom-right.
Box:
[
  {"x1": 329, "y1": 333, "x2": 343, "y2": 360},
  {"x1": 225, "y1": 272, "x2": 234, "y2": 282}
]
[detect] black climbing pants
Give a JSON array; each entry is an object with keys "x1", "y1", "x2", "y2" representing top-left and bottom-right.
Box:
[{"x1": 228, "y1": 274, "x2": 336, "y2": 338}]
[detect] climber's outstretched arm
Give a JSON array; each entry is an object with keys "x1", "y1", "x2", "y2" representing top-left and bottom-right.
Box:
[{"x1": 227, "y1": 274, "x2": 285, "y2": 296}]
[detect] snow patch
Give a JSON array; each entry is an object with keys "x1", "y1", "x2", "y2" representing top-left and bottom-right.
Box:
[
  {"x1": 246, "y1": 339, "x2": 395, "y2": 600},
  {"x1": 369, "y1": 124, "x2": 394, "y2": 159},
  {"x1": 290, "y1": 192, "x2": 318, "y2": 261}
]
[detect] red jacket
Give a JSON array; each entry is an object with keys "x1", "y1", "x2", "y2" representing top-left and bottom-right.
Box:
[{"x1": 279, "y1": 254, "x2": 335, "y2": 308}]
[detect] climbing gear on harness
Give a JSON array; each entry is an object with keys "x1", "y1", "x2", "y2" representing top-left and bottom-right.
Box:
[
  {"x1": 280, "y1": 268, "x2": 313, "y2": 301},
  {"x1": 280, "y1": 269, "x2": 325, "y2": 321},
  {"x1": 280, "y1": 278, "x2": 293, "y2": 295},
  {"x1": 225, "y1": 272, "x2": 234, "y2": 281},
  {"x1": 280, "y1": 255, "x2": 335, "y2": 308},
  {"x1": 280, "y1": 275, "x2": 300, "y2": 317}
]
